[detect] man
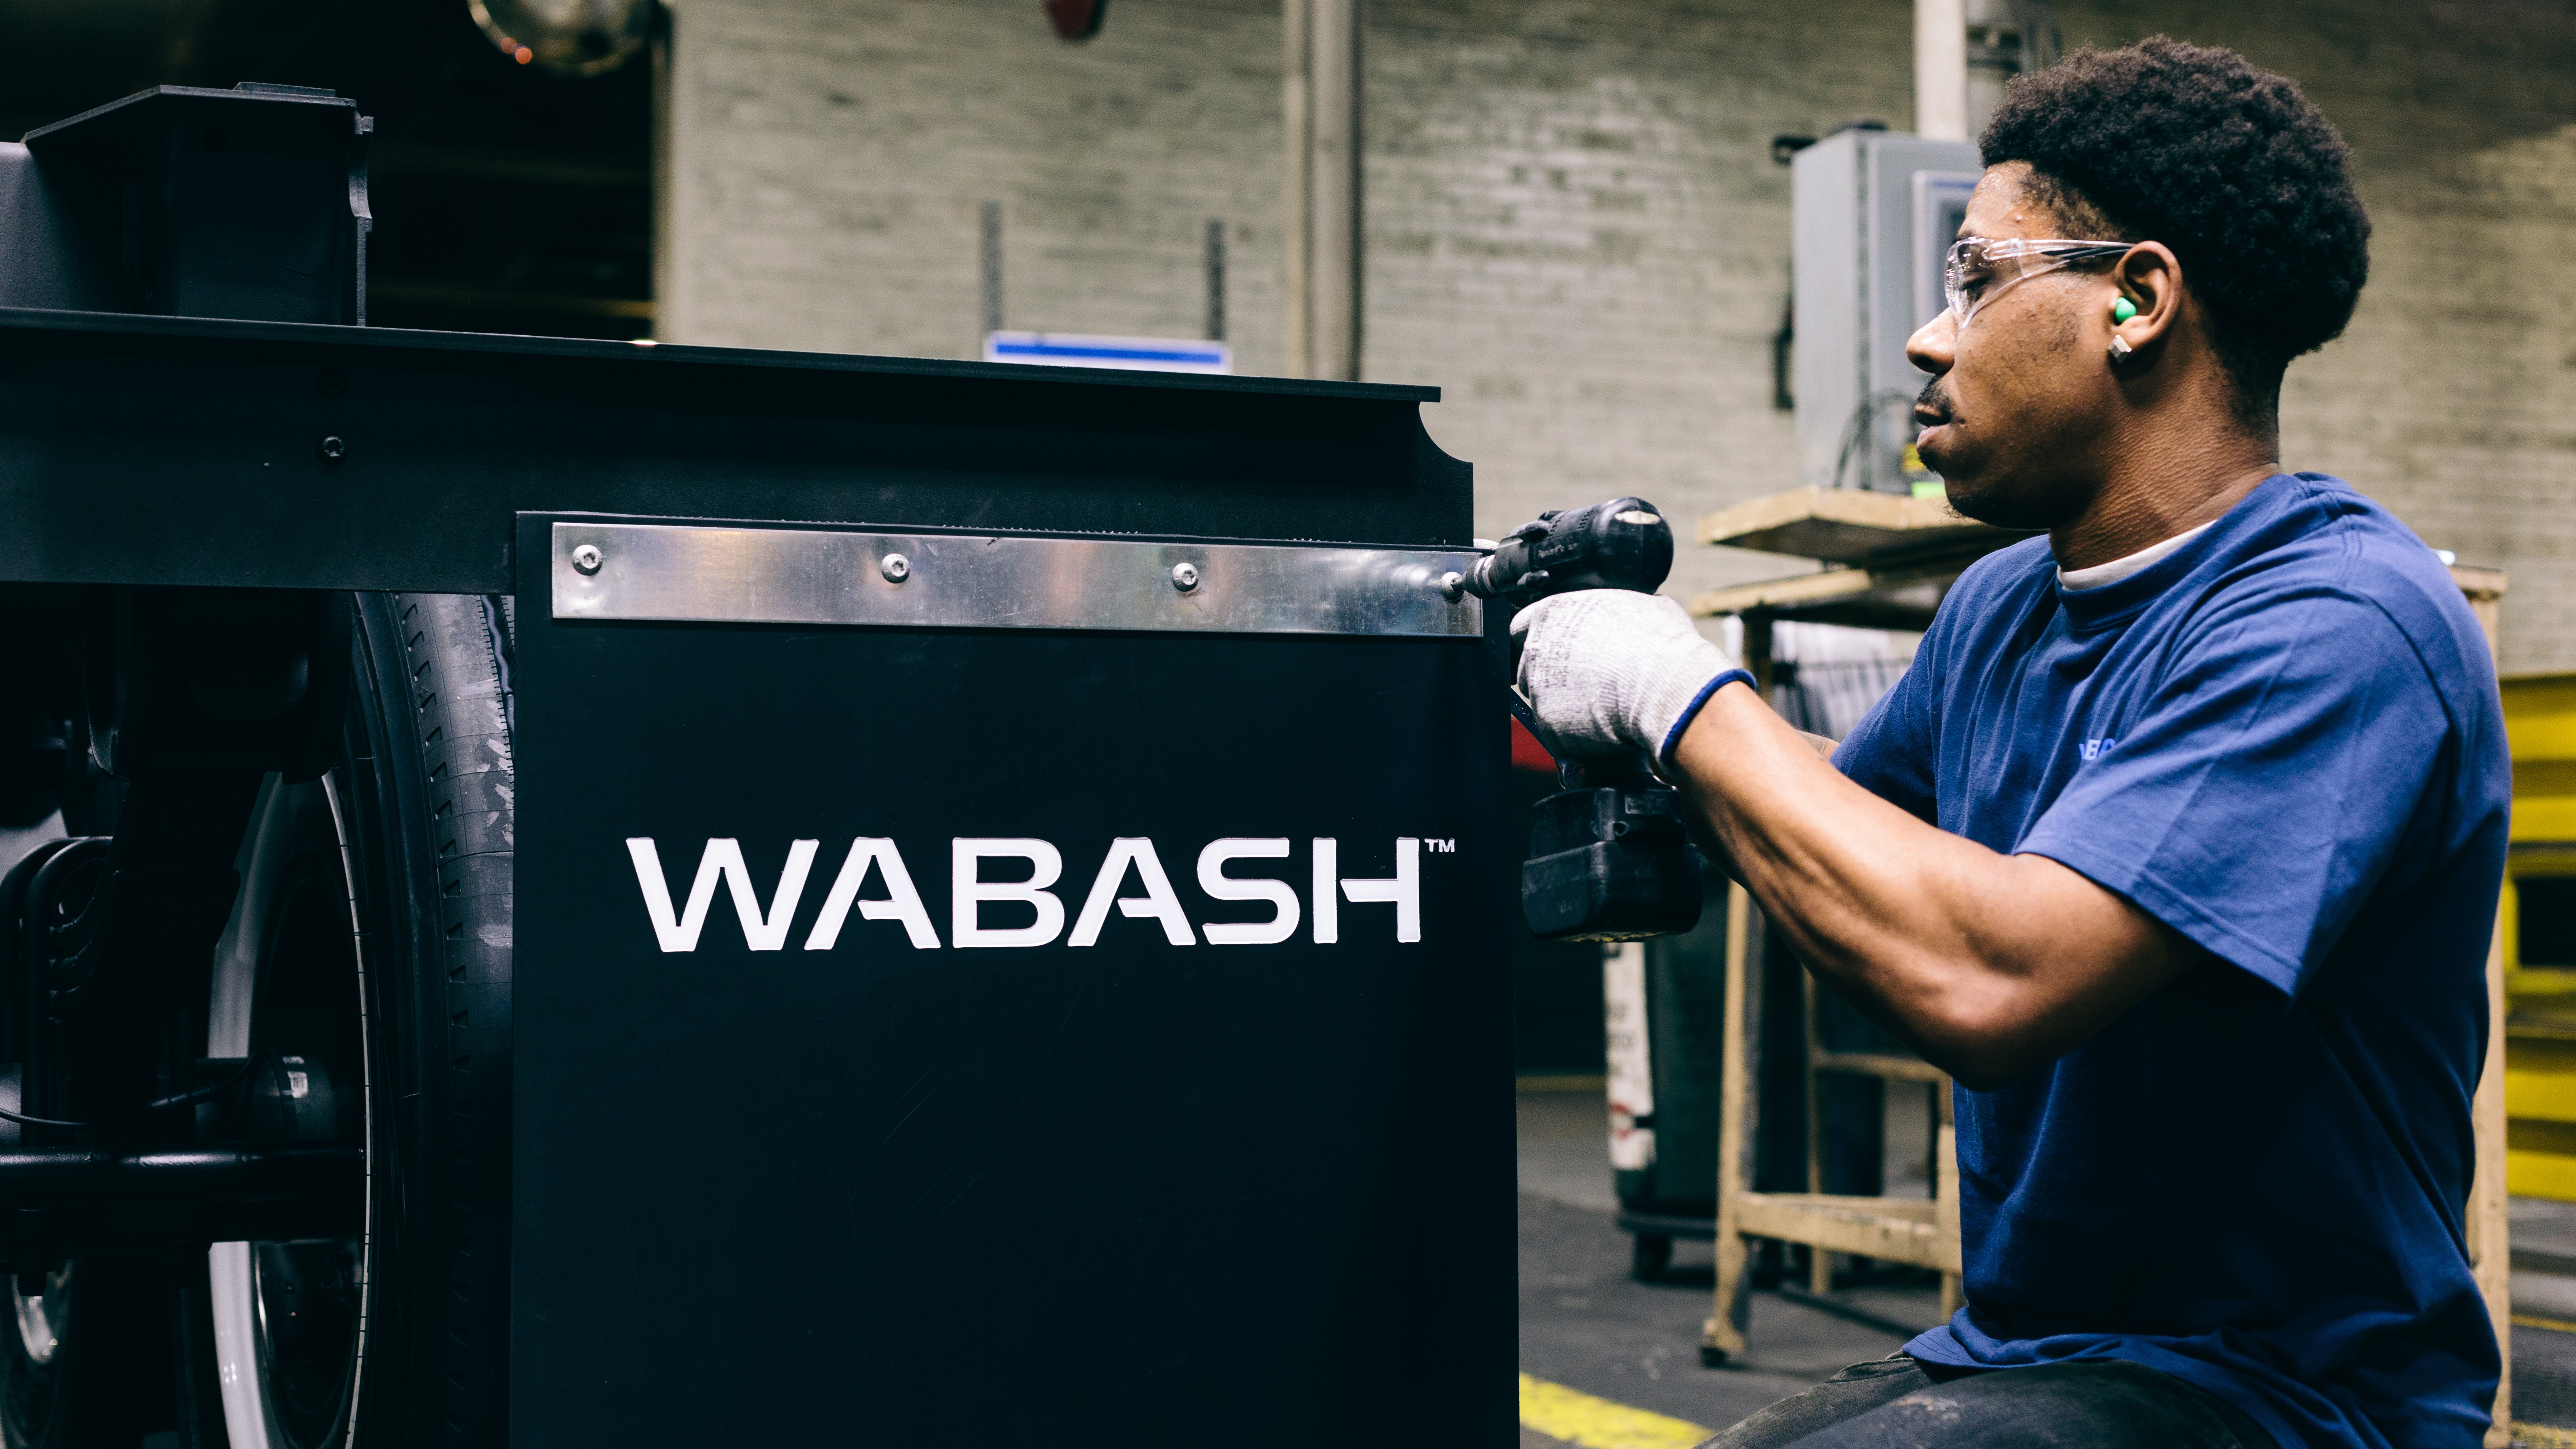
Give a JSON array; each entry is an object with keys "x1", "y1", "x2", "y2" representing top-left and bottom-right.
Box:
[{"x1": 1513, "y1": 38, "x2": 2507, "y2": 1449}]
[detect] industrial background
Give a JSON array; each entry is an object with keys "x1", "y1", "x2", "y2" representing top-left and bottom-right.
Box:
[
  {"x1": 651, "y1": 0, "x2": 2576, "y2": 651},
  {"x1": 5, "y1": 0, "x2": 2576, "y2": 1442}
]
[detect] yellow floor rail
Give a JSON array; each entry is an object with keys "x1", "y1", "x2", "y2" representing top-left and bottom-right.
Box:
[{"x1": 2505, "y1": 673, "x2": 2576, "y2": 1199}]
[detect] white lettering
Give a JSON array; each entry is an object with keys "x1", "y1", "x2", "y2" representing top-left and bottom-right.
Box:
[
  {"x1": 1312, "y1": 837, "x2": 1339, "y2": 944},
  {"x1": 1068, "y1": 838, "x2": 1198, "y2": 947},
  {"x1": 631, "y1": 833, "x2": 1425, "y2": 953},
  {"x1": 1196, "y1": 838, "x2": 1301, "y2": 946},
  {"x1": 1337, "y1": 837, "x2": 1421, "y2": 943},
  {"x1": 626, "y1": 837, "x2": 820, "y2": 953},
  {"x1": 804, "y1": 838, "x2": 941, "y2": 950},
  {"x1": 951, "y1": 839, "x2": 1066, "y2": 948}
]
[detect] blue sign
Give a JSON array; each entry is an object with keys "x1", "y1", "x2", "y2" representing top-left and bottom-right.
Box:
[{"x1": 983, "y1": 330, "x2": 1232, "y2": 375}]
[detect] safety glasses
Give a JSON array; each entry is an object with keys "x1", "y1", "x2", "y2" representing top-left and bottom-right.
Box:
[{"x1": 1944, "y1": 237, "x2": 2134, "y2": 325}]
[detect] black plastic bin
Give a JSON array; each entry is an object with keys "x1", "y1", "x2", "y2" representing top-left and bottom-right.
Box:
[
  {"x1": 1610, "y1": 873, "x2": 1898, "y2": 1281},
  {"x1": 1607, "y1": 869, "x2": 1730, "y2": 1278}
]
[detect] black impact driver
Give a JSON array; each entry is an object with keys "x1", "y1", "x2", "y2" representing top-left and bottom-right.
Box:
[{"x1": 1464, "y1": 497, "x2": 1707, "y2": 943}]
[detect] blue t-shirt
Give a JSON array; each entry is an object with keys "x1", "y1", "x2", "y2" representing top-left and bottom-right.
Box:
[{"x1": 1833, "y1": 472, "x2": 2508, "y2": 1449}]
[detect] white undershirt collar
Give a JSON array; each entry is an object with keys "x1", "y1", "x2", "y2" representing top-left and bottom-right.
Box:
[{"x1": 2057, "y1": 520, "x2": 2216, "y2": 591}]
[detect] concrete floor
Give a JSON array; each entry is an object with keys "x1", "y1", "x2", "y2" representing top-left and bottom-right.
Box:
[
  {"x1": 1516, "y1": 1084, "x2": 1937, "y2": 1216},
  {"x1": 1517, "y1": 1085, "x2": 2576, "y2": 1443},
  {"x1": 1517, "y1": 1088, "x2": 1929, "y2": 1443},
  {"x1": 2509, "y1": 1197, "x2": 2576, "y2": 1432}
]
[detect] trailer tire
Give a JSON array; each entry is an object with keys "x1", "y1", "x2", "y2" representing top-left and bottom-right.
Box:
[
  {"x1": 328, "y1": 591, "x2": 515, "y2": 1449},
  {"x1": 0, "y1": 593, "x2": 513, "y2": 1449},
  {"x1": 191, "y1": 593, "x2": 515, "y2": 1449}
]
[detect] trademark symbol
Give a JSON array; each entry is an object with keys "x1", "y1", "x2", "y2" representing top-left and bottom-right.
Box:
[{"x1": 1425, "y1": 839, "x2": 1456, "y2": 853}]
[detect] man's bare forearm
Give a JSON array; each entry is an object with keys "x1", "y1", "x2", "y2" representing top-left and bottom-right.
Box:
[{"x1": 1667, "y1": 682, "x2": 2193, "y2": 1088}]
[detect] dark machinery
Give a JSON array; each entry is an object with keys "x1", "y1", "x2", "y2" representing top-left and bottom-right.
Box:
[
  {"x1": 1462, "y1": 498, "x2": 1708, "y2": 943},
  {"x1": 0, "y1": 80, "x2": 1510, "y2": 1449}
]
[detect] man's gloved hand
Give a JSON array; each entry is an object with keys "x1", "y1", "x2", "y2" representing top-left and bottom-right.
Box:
[{"x1": 1510, "y1": 591, "x2": 1753, "y2": 763}]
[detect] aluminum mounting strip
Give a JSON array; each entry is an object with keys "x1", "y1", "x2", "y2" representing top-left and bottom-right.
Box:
[{"x1": 549, "y1": 521, "x2": 1486, "y2": 637}]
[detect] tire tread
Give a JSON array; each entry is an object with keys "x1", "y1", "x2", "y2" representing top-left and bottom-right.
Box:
[{"x1": 375, "y1": 595, "x2": 512, "y2": 1449}]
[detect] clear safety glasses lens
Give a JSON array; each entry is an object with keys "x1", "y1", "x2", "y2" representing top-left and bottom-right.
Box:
[{"x1": 1943, "y1": 238, "x2": 2133, "y2": 324}]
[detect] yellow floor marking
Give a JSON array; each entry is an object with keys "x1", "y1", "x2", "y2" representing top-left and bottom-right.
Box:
[
  {"x1": 2515, "y1": 1312, "x2": 2576, "y2": 1335},
  {"x1": 1516, "y1": 1363, "x2": 2576, "y2": 1449},
  {"x1": 1518, "y1": 1373, "x2": 1714, "y2": 1449}
]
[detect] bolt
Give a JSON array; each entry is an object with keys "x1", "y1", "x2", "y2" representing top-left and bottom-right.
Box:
[
  {"x1": 880, "y1": 553, "x2": 911, "y2": 583},
  {"x1": 315, "y1": 435, "x2": 346, "y2": 464},
  {"x1": 1171, "y1": 562, "x2": 1200, "y2": 593},
  {"x1": 571, "y1": 544, "x2": 603, "y2": 575},
  {"x1": 1439, "y1": 570, "x2": 1465, "y2": 601}
]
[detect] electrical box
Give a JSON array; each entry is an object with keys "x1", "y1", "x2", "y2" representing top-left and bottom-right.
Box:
[{"x1": 1792, "y1": 129, "x2": 1979, "y2": 495}]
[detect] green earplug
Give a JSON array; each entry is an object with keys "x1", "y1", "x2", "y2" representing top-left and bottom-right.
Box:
[{"x1": 2113, "y1": 297, "x2": 2138, "y2": 324}]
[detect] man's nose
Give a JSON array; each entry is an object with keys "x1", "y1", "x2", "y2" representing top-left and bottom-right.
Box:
[{"x1": 1906, "y1": 310, "x2": 1957, "y2": 377}]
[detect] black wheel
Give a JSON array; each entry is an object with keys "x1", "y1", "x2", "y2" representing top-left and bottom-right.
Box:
[
  {"x1": 1630, "y1": 1232, "x2": 1673, "y2": 1283},
  {"x1": 198, "y1": 781, "x2": 368, "y2": 1449},
  {"x1": 0, "y1": 592, "x2": 515, "y2": 1449},
  {"x1": 200, "y1": 591, "x2": 515, "y2": 1449},
  {"x1": 187, "y1": 591, "x2": 515, "y2": 1449}
]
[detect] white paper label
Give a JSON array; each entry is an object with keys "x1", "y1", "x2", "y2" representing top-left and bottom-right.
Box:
[{"x1": 1603, "y1": 941, "x2": 1656, "y2": 1172}]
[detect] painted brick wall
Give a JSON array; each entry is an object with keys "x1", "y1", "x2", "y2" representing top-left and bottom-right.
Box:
[
  {"x1": 663, "y1": 0, "x2": 2576, "y2": 666},
  {"x1": 1362, "y1": 0, "x2": 1913, "y2": 605},
  {"x1": 659, "y1": 0, "x2": 1284, "y2": 366}
]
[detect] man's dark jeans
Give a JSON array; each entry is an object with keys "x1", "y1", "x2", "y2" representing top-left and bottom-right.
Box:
[{"x1": 1699, "y1": 1355, "x2": 2278, "y2": 1448}]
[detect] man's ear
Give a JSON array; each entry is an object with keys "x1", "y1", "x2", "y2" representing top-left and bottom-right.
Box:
[{"x1": 2109, "y1": 242, "x2": 2183, "y2": 360}]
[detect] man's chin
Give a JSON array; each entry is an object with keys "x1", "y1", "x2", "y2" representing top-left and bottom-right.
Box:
[
  {"x1": 1919, "y1": 435, "x2": 2052, "y2": 529},
  {"x1": 1913, "y1": 438, "x2": 1992, "y2": 519},
  {"x1": 1935, "y1": 471, "x2": 2050, "y2": 531},
  {"x1": 1938, "y1": 473, "x2": 2001, "y2": 522}
]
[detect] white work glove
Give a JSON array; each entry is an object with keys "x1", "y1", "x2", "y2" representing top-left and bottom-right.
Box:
[{"x1": 1511, "y1": 591, "x2": 1752, "y2": 764}]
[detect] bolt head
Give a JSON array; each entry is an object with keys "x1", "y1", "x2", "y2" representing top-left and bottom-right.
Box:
[
  {"x1": 1439, "y1": 570, "x2": 1465, "y2": 601},
  {"x1": 880, "y1": 553, "x2": 912, "y2": 583},
  {"x1": 315, "y1": 434, "x2": 347, "y2": 464},
  {"x1": 570, "y1": 544, "x2": 603, "y2": 575},
  {"x1": 1171, "y1": 561, "x2": 1200, "y2": 592}
]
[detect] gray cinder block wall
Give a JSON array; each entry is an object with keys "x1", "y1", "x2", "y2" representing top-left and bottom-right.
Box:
[
  {"x1": 1362, "y1": 0, "x2": 1914, "y2": 606},
  {"x1": 656, "y1": 0, "x2": 1286, "y2": 366},
  {"x1": 659, "y1": 0, "x2": 2576, "y2": 670}
]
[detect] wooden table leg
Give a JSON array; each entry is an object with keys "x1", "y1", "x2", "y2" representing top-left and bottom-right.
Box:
[
  {"x1": 1937, "y1": 1122, "x2": 1962, "y2": 1320},
  {"x1": 1702, "y1": 880, "x2": 1757, "y2": 1365},
  {"x1": 2474, "y1": 912, "x2": 2512, "y2": 1446},
  {"x1": 2457, "y1": 567, "x2": 2510, "y2": 1447}
]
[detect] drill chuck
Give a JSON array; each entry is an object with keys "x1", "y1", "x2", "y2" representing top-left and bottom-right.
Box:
[{"x1": 1463, "y1": 496, "x2": 1674, "y2": 607}]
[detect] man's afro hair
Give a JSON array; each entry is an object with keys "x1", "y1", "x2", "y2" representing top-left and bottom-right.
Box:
[{"x1": 1980, "y1": 37, "x2": 2370, "y2": 391}]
